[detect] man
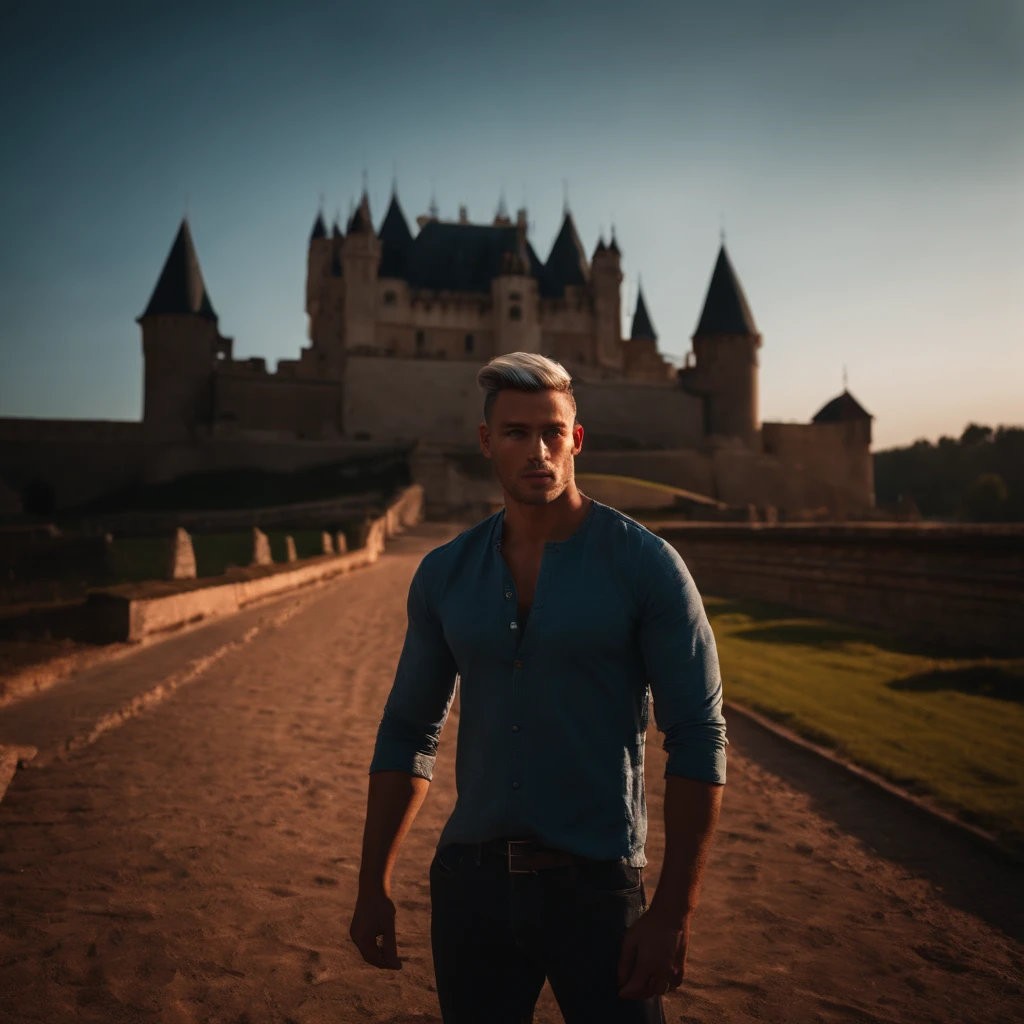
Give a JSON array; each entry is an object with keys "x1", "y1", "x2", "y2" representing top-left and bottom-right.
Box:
[{"x1": 350, "y1": 352, "x2": 726, "y2": 1023}]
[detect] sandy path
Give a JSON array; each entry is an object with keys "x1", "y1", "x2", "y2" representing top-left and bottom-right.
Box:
[{"x1": 0, "y1": 524, "x2": 1020, "y2": 1023}]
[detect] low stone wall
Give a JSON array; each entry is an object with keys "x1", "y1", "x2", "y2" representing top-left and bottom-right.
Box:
[
  {"x1": 88, "y1": 485, "x2": 424, "y2": 642},
  {"x1": 654, "y1": 522, "x2": 1024, "y2": 656}
]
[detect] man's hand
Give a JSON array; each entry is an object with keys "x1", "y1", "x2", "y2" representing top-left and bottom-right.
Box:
[
  {"x1": 349, "y1": 888, "x2": 402, "y2": 970},
  {"x1": 616, "y1": 908, "x2": 690, "y2": 1000}
]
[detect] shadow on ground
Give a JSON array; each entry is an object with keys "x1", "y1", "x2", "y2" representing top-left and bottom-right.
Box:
[
  {"x1": 704, "y1": 596, "x2": 966, "y2": 658},
  {"x1": 726, "y1": 711, "x2": 1024, "y2": 945},
  {"x1": 889, "y1": 665, "x2": 1024, "y2": 705}
]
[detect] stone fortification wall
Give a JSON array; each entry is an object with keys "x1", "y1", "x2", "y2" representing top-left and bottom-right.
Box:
[
  {"x1": 343, "y1": 356, "x2": 703, "y2": 451},
  {"x1": 656, "y1": 522, "x2": 1024, "y2": 655},
  {"x1": 0, "y1": 418, "x2": 402, "y2": 510},
  {"x1": 213, "y1": 372, "x2": 342, "y2": 439}
]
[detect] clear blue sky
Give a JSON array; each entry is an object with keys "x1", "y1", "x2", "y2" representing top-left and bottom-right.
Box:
[{"x1": 0, "y1": 0, "x2": 1020, "y2": 449}]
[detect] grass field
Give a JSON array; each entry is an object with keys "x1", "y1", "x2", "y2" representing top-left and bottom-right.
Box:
[{"x1": 704, "y1": 596, "x2": 1024, "y2": 847}]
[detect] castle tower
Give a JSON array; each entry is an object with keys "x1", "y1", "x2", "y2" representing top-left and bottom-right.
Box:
[
  {"x1": 687, "y1": 244, "x2": 761, "y2": 445},
  {"x1": 138, "y1": 219, "x2": 227, "y2": 436},
  {"x1": 341, "y1": 192, "x2": 382, "y2": 350},
  {"x1": 592, "y1": 229, "x2": 624, "y2": 370},
  {"x1": 812, "y1": 389, "x2": 875, "y2": 506},
  {"x1": 305, "y1": 210, "x2": 330, "y2": 330},
  {"x1": 493, "y1": 214, "x2": 540, "y2": 355}
]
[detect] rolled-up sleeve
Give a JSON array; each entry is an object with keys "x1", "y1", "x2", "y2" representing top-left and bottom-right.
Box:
[
  {"x1": 368, "y1": 560, "x2": 459, "y2": 781},
  {"x1": 638, "y1": 538, "x2": 727, "y2": 785}
]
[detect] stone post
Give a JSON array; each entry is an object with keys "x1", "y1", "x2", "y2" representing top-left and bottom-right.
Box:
[
  {"x1": 285, "y1": 535, "x2": 298, "y2": 563},
  {"x1": 335, "y1": 531, "x2": 348, "y2": 555},
  {"x1": 250, "y1": 527, "x2": 273, "y2": 566},
  {"x1": 321, "y1": 531, "x2": 334, "y2": 555},
  {"x1": 166, "y1": 527, "x2": 197, "y2": 580}
]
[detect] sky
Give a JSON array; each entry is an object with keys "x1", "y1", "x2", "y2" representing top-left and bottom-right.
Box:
[{"x1": 0, "y1": 0, "x2": 1020, "y2": 450}]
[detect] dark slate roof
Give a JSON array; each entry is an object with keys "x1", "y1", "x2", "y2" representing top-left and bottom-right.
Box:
[
  {"x1": 310, "y1": 212, "x2": 327, "y2": 240},
  {"x1": 141, "y1": 219, "x2": 217, "y2": 319},
  {"x1": 694, "y1": 244, "x2": 757, "y2": 336},
  {"x1": 607, "y1": 232, "x2": 621, "y2": 256},
  {"x1": 347, "y1": 194, "x2": 374, "y2": 235},
  {"x1": 630, "y1": 286, "x2": 657, "y2": 341},
  {"x1": 378, "y1": 194, "x2": 414, "y2": 279},
  {"x1": 543, "y1": 213, "x2": 589, "y2": 296},
  {"x1": 592, "y1": 236, "x2": 607, "y2": 258},
  {"x1": 331, "y1": 219, "x2": 342, "y2": 240},
  {"x1": 399, "y1": 222, "x2": 532, "y2": 292},
  {"x1": 813, "y1": 390, "x2": 872, "y2": 423}
]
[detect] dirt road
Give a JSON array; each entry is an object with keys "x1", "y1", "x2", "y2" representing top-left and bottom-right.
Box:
[{"x1": 0, "y1": 524, "x2": 1020, "y2": 1023}]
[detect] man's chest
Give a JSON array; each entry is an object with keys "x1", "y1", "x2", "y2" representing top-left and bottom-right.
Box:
[{"x1": 437, "y1": 554, "x2": 637, "y2": 670}]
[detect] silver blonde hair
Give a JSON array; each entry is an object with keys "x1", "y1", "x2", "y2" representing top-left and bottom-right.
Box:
[{"x1": 476, "y1": 352, "x2": 576, "y2": 423}]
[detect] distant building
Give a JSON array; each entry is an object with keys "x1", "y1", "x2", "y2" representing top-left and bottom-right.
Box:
[{"x1": 0, "y1": 190, "x2": 874, "y2": 519}]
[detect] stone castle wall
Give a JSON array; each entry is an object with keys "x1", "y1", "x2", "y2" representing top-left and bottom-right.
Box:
[
  {"x1": 658, "y1": 522, "x2": 1024, "y2": 655},
  {"x1": 342, "y1": 356, "x2": 704, "y2": 450}
]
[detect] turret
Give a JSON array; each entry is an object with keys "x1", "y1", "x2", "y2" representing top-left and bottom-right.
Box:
[
  {"x1": 306, "y1": 210, "x2": 332, "y2": 326},
  {"x1": 493, "y1": 215, "x2": 540, "y2": 355},
  {"x1": 341, "y1": 192, "x2": 382, "y2": 350},
  {"x1": 138, "y1": 219, "x2": 227, "y2": 437},
  {"x1": 590, "y1": 227, "x2": 624, "y2": 370},
  {"x1": 686, "y1": 244, "x2": 761, "y2": 445}
]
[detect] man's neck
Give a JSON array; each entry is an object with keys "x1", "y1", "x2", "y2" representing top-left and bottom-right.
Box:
[{"x1": 501, "y1": 485, "x2": 591, "y2": 548}]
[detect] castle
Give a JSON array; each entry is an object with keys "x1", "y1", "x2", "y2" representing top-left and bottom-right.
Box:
[{"x1": 0, "y1": 191, "x2": 875, "y2": 520}]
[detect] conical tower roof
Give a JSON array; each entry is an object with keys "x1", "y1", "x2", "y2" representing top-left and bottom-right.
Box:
[
  {"x1": 813, "y1": 390, "x2": 872, "y2": 424},
  {"x1": 592, "y1": 235, "x2": 607, "y2": 258},
  {"x1": 378, "y1": 193, "x2": 413, "y2": 278},
  {"x1": 694, "y1": 244, "x2": 757, "y2": 336},
  {"x1": 630, "y1": 285, "x2": 657, "y2": 341},
  {"x1": 310, "y1": 211, "x2": 327, "y2": 240},
  {"x1": 543, "y1": 212, "x2": 589, "y2": 296},
  {"x1": 141, "y1": 219, "x2": 216, "y2": 320},
  {"x1": 346, "y1": 193, "x2": 374, "y2": 235}
]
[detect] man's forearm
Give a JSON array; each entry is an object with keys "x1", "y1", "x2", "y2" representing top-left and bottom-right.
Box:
[
  {"x1": 357, "y1": 770, "x2": 431, "y2": 896},
  {"x1": 647, "y1": 775, "x2": 723, "y2": 926}
]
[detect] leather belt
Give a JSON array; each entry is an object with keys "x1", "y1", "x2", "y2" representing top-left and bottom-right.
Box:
[{"x1": 478, "y1": 837, "x2": 602, "y2": 874}]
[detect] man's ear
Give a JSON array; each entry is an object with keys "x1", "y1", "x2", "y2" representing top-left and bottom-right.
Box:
[
  {"x1": 572, "y1": 421, "x2": 585, "y2": 456},
  {"x1": 478, "y1": 420, "x2": 491, "y2": 458}
]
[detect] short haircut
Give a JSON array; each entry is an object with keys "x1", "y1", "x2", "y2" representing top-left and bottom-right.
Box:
[{"x1": 476, "y1": 352, "x2": 576, "y2": 424}]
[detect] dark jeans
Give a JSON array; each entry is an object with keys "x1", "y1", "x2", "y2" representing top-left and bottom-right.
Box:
[{"x1": 429, "y1": 843, "x2": 667, "y2": 1024}]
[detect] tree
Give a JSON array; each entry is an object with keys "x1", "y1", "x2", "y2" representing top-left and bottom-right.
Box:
[
  {"x1": 960, "y1": 473, "x2": 1009, "y2": 523},
  {"x1": 960, "y1": 423, "x2": 993, "y2": 446}
]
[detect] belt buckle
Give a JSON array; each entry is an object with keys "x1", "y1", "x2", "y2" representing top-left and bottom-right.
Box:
[{"x1": 507, "y1": 840, "x2": 537, "y2": 874}]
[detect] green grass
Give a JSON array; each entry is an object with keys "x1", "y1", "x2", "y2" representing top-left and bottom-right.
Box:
[{"x1": 704, "y1": 595, "x2": 1024, "y2": 846}]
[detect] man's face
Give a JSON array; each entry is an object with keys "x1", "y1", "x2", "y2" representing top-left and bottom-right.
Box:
[{"x1": 479, "y1": 389, "x2": 584, "y2": 506}]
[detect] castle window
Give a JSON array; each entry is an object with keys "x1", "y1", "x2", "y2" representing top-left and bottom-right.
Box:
[
  {"x1": 383, "y1": 290, "x2": 397, "y2": 306},
  {"x1": 509, "y1": 292, "x2": 522, "y2": 302},
  {"x1": 509, "y1": 306, "x2": 522, "y2": 322},
  {"x1": 464, "y1": 333, "x2": 475, "y2": 353},
  {"x1": 415, "y1": 330, "x2": 426, "y2": 349}
]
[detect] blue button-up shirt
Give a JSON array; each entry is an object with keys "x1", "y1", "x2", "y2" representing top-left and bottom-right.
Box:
[{"x1": 369, "y1": 499, "x2": 726, "y2": 867}]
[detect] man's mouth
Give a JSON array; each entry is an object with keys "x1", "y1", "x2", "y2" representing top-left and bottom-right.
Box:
[{"x1": 522, "y1": 471, "x2": 553, "y2": 480}]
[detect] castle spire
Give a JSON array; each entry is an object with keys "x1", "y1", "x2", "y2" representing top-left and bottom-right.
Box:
[
  {"x1": 630, "y1": 283, "x2": 657, "y2": 341},
  {"x1": 607, "y1": 227, "x2": 621, "y2": 257},
  {"x1": 310, "y1": 210, "x2": 327, "y2": 241},
  {"x1": 544, "y1": 210, "x2": 588, "y2": 292},
  {"x1": 140, "y1": 219, "x2": 217, "y2": 320},
  {"x1": 694, "y1": 243, "x2": 758, "y2": 336},
  {"x1": 346, "y1": 191, "x2": 374, "y2": 235},
  {"x1": 378, "y1": 192, "x2": 413, "y2": 277}
]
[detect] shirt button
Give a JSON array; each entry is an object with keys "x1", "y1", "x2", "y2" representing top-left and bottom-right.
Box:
[
  {"x1": 512, "y1": 724, "x2": 520, "y2": 732},
  {"x1": 512, "y1": 781, "x2": 520, "y2": 790},
  {"x1": 514, "y1": 660, "x2": 523, "y2": 669},
  {"x1": 510, "y1": 621, "x2": 518, "y2": 630},
  {"x1": 505, "y1": 591, "x2": 513, "y2": 599}
]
